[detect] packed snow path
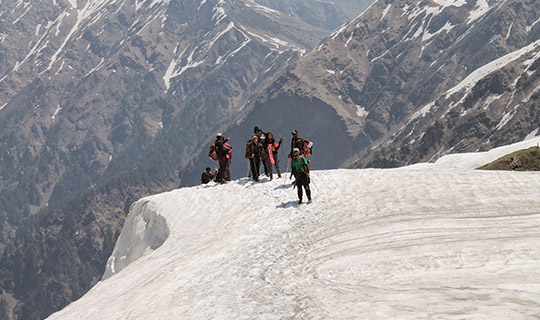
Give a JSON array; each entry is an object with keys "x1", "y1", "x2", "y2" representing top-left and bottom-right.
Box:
[{"x1": 50, "y1": 138, "x2": 540, "y2": 319}]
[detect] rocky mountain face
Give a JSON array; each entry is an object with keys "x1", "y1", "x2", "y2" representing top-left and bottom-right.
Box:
[
  {"x1": 254, "y1": 0, "x2": 373, "y2": 30},
  {"x1": 0, "y1": 0, "x2": 372, "y2": 319},
  {"x1": 199, "y1": 0, "x2": 539, "y2": 180}
]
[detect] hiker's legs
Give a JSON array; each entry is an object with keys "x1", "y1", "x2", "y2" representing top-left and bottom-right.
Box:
[
  {"x1": 304, "y1": 183, "x2": 311, "y2": 200},
  {"x1": 250, "y1": 158, "x2": 259, "y2": 181},
  {"x1": 266, "y1": 159, "x2": 273, "y2": 179},
  {"x1": 297, "y1": 182, "x2": 303, "y2": 201},
  {"x1": 218, "y1": 158, "x2": 228, "y2": 183},
  {"x1": 262, "y1": 158, "x2": 269, "y2": 176},
  {"x1": 225, "y1": 159, "x2": 231, "y2": 181},
  {"x1": 274, "y1": 157, "x2": 281, "y2": 178}
]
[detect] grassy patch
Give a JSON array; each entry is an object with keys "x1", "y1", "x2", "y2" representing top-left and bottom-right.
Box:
[{"x1": 477, "y1": 146, "x2": 540, "y2": 171}]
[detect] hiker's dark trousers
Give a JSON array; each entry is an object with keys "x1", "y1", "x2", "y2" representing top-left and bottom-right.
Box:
[
  {"x1": 295, "y1": 172, "x2": 311, "y2": 201},
  {"x1": 249, "y1": 157, "x2": 260, "y2": 181},
  {"x1": 218, "y1": 157, "x2": 230, "y2": 182}
]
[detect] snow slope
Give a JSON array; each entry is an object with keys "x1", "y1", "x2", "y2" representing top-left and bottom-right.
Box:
[{"x1": 49, "y1": 137, "x2": 540, "y2": 319}]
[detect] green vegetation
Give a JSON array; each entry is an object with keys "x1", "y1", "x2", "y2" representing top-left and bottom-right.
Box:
[{"x1": 477, "y1": 146, "x2": 540, "y2": 171}]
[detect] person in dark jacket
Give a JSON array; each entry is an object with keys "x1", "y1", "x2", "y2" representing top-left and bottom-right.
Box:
[
  {"x1": 254, "y1": 126, "x2": 270, "y2": 177},
  {"x1": 214, "y1": 133, "x2": 231, "y2": 183},
  {"x1": 201, "y1": 167, "x2": 215, "y2": 184},
  {"x1": 245, "y1": 135, "x2": 263, "y2": 181},
  {"x1": 289, "y1": 129, "x2": 305, "y2": 158},
  {"x1": 290, "y1": 147, "x2": 311, "y2": 204},
  {"x1": 264, "y1": 132, "x2": 283, "y2": 179}
]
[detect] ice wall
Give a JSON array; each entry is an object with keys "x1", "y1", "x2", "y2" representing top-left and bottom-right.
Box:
[{"x1": 103, "y1": 199, "x2": 169, "y2": 279}]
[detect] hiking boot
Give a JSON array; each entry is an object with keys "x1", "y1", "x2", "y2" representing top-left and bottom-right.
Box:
[
  {"x1": 307, "y1": 199, "x2": 312, "y2": 204},
  {"x1": 298, "y1": 199, "x2": 302, "y2": 204}
]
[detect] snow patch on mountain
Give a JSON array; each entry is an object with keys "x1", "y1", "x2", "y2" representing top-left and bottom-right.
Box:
[
  {"x1": 467, "y1": 0, "x2": 490, "y2": 24},
  {"x1": 11, "y1": 1, "x2": 31, "y2": 25},
  {"x1": 495, "y1": 105, "x2": 520, "y2": 131},
  {"x1": 525, "y1": 128, "x2": 539, "y2": 140},
  {"x1": 527, "y1": 16, "x2": 540, "y2": 32},
  {"x1": 48, "y1": 0, "x2": 116, "y2": 71},
  {"x1": 380, "y1": 3, "x2": 392, "y2": 20},
  {"x1": 51, "y1": 105, "x2": 62, "y2": 121},
  {"x1": 446, "y1": 40, "x2": 540, "y2": 103},
  {"x1": 198, "y1": 0, "x2": 207, "y2": 10},
  {"x1": 433, "y1": 0, "x2": 466, "y2": 7},
  {"x1": 67, "y1": 0, "x2": 78, "y2": 9},
  {"x1": 356, "y1": 105, "x2": 368, "y2": 117},
  {"x1": 244, "y1": 0, "x2": 281, "y2": 15}
]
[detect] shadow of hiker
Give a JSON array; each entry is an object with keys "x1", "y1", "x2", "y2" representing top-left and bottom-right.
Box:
[
  {"x1": 274, "y1": 183, "x2": 292, "y2": 191},
  {"x1": 276, "y1": 200, "x2": 299, "y2": 209}
]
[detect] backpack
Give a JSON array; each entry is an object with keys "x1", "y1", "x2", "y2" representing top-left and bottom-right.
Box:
[
  {"x1": 245, "y1": 142, "x2": 251, "y2": 159},
  {"x1": 224, "y1": 142, "x2": 232, "y2": 159},
  {"x1": 208, "y1": 144, "x2": 219, "y2": 161},
  {"x1": 303, "y1": 139, "x2": 314, "y2": 156}
]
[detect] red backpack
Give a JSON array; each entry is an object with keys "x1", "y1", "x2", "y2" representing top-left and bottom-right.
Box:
[
  {"x1": 208, "y1": 145, "x2": 219, "y2": 161},
  {"x1": 209, "y1": 142, "x2": 232, "y2": 161},
  {"x1": 303, "y1": 139, "x2": 313, "y2": 156},
  {"x1": 224, "y1": 142, "x2": 232, "y2": 159}
]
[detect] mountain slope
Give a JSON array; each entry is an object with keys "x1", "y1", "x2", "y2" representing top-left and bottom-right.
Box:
[
  {"x1": 49, "y1": 137, "x2": 540, "y2": 319},
  {"x1": 253, "y1": 0, "x2": 373, "y2": 30},
  {"x1": 200, "y1": 0, "x2": 540, "y2": 180}
]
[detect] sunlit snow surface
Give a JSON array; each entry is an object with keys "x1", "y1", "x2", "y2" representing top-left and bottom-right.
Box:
[{"x1": 49, "y1": 137, "x2": 540, "y2": 319}]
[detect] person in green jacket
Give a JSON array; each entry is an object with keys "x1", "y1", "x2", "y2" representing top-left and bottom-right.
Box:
[{"x1": 290, "y1": 147, "x2": 312, "y2": 204}]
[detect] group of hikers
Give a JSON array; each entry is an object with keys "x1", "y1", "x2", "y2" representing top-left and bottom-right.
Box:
[{"x1": 203, "y1": 127, "x2": 313, "y2": 204}]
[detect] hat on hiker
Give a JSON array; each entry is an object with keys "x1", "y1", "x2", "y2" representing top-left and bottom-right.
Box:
[
  {"x1": 252, "y1": 135, "x2": 258, "y2": 140},
  {"x1": 293, "y1": 148, "x2": 300, "y2": 153},
  {"x1": 291, "y1": 130, "x2": 298, "y2": 135},
  {"x1": 216, "y1": 132, "x2": 223, "y2": 138}
]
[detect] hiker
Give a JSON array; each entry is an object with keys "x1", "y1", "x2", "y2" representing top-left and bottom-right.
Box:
[
  {"x1": 245, "y1": 128, "x2": 260, "y2": 178},
  {"x1": 201, "y1": 167, "x2": 215, "y2": 184},
  {"x1": 254, "y1": 126, "x2": 264, "y2": 141},
  {"x1": 290, "y1": 147, "x2": 312, "y2": 204},
  {"x1": 289, "y1": 129, "x2": 305, "y2": 157},
  {"x1": 245, "y1": 135, "x2": 263, "y2": 181},
  {"x1": 264, "y1": 132, "x2": 283, "y2": 179},
  {"x1": 214, "y1": 133, "x2": 232, "y2": 183},
  {"x1": 289, "y1": 129, "x2": 313, "y2": 158},
  {"x1": 254, "y1": 126, "x2": 270, "y2": 177}
]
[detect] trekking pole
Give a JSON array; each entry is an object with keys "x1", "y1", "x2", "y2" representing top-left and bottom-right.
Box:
[
  {"x1": 283, "y1": 157, "x2": 290, "y2": 185},
  {"x1": 309, "y1": 174, "x2": 320, "y2": 193}
]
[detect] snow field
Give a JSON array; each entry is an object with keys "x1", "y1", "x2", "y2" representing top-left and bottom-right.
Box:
[{"x1": 49, "y1": 137, "x2": 540, "y2": 319}]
